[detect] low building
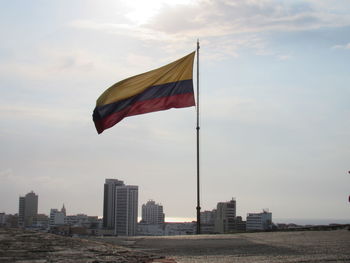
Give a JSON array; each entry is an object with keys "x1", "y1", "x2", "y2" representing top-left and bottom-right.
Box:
[
  {"x1": 137, "y1": 222, "x2": 196, "y2": 236},
  {"x1": 95, "y1": 228, "x2": 115, "y2": 236},
  {"x1": 246, "y1": 210, "x2": 272, "y2": 231},
  {"x1": 4, "y1": 214, "x2": 18, "y2": 228},
  {"x1": 200, "y1": 223, "x2": 215, "y2": 234},
  {"x1": 138, "y1": 223, "x2": 165, "y2": 236},
  {"x1": 49, "y1": 209, "x2": 65, "y2": 227},
  {"x1": 35, "y1": 214, "x2": 49, "y2": 229},
  {"x1": 200, "y1": 209, "x2": 217, "y2": 234},
  {"x1": 200, "y1": 210, "x2": 216, "y2": 225},
  {"x1": 233, "y1": 216, "x2": 246, "y2": 231},
  {"x1": 66, "y1": 214, "x2": 88, "y2": 226},
  {"x1": 164, "y1": 222, "x2": 196, "y2": 235}
]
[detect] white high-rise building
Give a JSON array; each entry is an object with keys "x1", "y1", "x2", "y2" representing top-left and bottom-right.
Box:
[
  {"x1": 141, "y1": 200, "x2": 165, "y2": 224},
  {"x1": 246, "y1": 210, "x2": 272, "y2": 231},
  {"x1": 115, "y1": 184, "x2": 138, "y2": 236},
  {"x1": 214, "y1": 198, "x2": 236, "y2": 233},
  {"x1": 18, "y1": 191, "x2": 38, "y2": 227},
  {"x1": 103, "y1": 179, "x2": 124, "y2": 229},
  {"x1": 49, "y1": 208, "x2": 65, "y2": 227},
  {"x1": 103, "y1": 179, "x2": 139, "y2": 236}
]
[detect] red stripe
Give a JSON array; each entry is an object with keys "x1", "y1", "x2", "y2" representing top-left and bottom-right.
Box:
[{"x1": 94, "y1": 93, "x2": 195, "y2": 133}]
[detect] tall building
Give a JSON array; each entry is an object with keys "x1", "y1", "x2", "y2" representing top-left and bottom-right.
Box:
[
  {"x1": 141, "y1": 200, "x2": 165, "y2": 224},
  {"x1": 115, "y1": 185, "x2": 138, "y2": 236},
  {"x1": 246, "y1": 210, "x2": 272, "y2": 231},
  {"x1": 18, "y1": 191, "x2": 38, "y2": 227},
  {"x1": 103, "y1": 179, "x2": 138, "y2": 236},
  {"x1": 0, "y1": 213, "x2": 6, "y2": 226},
  {"x1": 103, "y1": 179, "x2": 124, "y2": 229},
  {"x1": 214, "y1": 198, "x2": 236, "y2": 233},
  {"x1": 18, "y1": 197, "x2": 25, "y2": 227}
]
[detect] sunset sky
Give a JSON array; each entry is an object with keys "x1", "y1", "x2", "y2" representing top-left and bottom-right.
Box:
[{"x1": 1, "y1": 0, "x2": 349, "y2": 223}]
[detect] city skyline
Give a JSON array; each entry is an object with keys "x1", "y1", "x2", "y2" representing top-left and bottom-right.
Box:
[
  {"x1": 2, "y1": 189, "x2": 350, "y2": 226},
  {"x1": 2, "y1": 186, "x2": 349, "y2": 225},
  {"x1": 1, "y1": 0, "x2": 350, "y2": 222}
]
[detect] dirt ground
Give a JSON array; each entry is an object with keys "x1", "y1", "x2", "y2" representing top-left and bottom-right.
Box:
[
  {"x1": 92, "y1": 230, "x2": 350, "y2": 263},
  {"x1": 2, "y1": 228, "x2": 350, "y2": 262},
  {"x1": 0, "y1": 228, "x2": 164, "y2": 263}
]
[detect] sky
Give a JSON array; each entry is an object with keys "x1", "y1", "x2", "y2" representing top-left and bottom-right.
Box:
[{"x1": 1, "y1": 0, "x2": 350, "y2": 223}]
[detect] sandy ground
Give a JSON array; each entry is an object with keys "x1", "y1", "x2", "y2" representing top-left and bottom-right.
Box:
[{"x1": 92, "y1": 230, "x2": 350, "y2": 263}]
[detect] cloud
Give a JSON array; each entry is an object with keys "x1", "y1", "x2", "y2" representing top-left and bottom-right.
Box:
[
  {"x1": 203, "y1": 96, "x2": 263, "y2": 124},
  {"x1": 70, "y1": 20, "x2": 175, "y2": 42},
  {"x1": 0, "y1": 105, "x2": 88, "y2": 123},
  {"x1": 69, "y1": 0, "x2": 350, "y2": 59},
  {"x1": 0, "y1": 168, "x2": 14, "y2": 179},
  {"x1": 0, "y1": 48, "x2": 99, "y2": 78},
  {"x1": 144, "y1": 0, "x2": 350, "y2": 41},
  {"x1": 331, "y1": 43, "x2": 350, "y2": 50},
  {"x1": 277, "y1": 54, "x2": 293, "y2": 61}
]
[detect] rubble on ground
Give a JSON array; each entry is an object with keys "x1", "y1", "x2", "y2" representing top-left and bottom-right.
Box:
[{"x1": 0, "y1": 228, "x2": 165, "y2": 263}]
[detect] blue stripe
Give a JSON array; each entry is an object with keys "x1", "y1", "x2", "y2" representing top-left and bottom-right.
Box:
[{"x1": 93, "y1": 79, "x2": 193, "y2": 121}]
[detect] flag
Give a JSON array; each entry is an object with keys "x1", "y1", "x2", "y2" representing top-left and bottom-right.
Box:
[{"x1": 93, "y1": 52, "x2": 196, "y2": 134}]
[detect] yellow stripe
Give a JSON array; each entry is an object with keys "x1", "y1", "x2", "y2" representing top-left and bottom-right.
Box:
[{"x1": 97, "y1": 52, "x2": 195, "y2": 106}]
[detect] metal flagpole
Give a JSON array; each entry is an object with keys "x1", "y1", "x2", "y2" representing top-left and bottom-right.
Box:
[{"x1": 196, "y1": 39, "x2": 201, "y2": 235}]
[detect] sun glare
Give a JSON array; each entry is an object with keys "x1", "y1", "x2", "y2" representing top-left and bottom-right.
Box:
[
  {"x1": 165, "y1": 217, "x2": 196, "y2": 223},
  {"x1": 122, "y1": 0, "x2": 195, "y2": 25}
]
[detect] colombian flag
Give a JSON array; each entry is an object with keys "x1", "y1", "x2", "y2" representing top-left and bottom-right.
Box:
[{"x1": 93, "y1": 52, "x2": 196, "y2": 134}]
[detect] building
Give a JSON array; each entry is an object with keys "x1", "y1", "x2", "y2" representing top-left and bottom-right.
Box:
[
  {"x1": 246, "y1": 210, "x2": 272, "y2": 231},
  {"x1": 18, "y1": 191, "x2": 38, "y2": 227},
  {"x1": 61, "y1": 204, "x2": 66, "y2": 216},
  {"x1": 65, "y1": 214, "x2": 99, "y2": 228},
  {"x1": 200, "y1": 209, "x2": 216, "y2": 225},
  {"x1": 137, "y1": 221, "x2": 197, "y2": 236},
  {"x1": 3, "y1": 214, "x2": 18, "y2": 228},
  {"x1": 103, "y1": 179, "x2": 124, "y2": 229},
  {"x1": 103, "y1": 179, "x2": 138, "y2": 236},
  {"x1": 65, "y1": 214, "x2": 88, "y2": 226},
  {"x1": 137, "y1": 223, "x2": 165, "y2": 236},
  {"x1": 49, "y1": 204, "x2": 67, "y2": 228},
  {"x1": 18, "y1": 197, "x2": 25, "y2": 226},
  {"x1": 0, "y1": 212, "x2": 6, "y2": 226},
  {"x1": 233, "y1": 216, "x2": 246, "y2": 231},
  {"x1": 214, "y1": 198, "x2": 236, "y2": 233},
  {"x1": 141, "y1": 200, "x2": 165, "y2": 224},
  {"x1": 115, "y1": 184, "x2": 138, "y2": 236},
  {"x1": 49, "y1": 209, "x2": 65, "y2": 227},
  {"x1": 164, "y1": 222, "x2": 196, "y2": 235},
  {"x1": 200, "y1": 209, "x2": 217, "y2": 234},
  {"x1": 35, "y1": 214, "x2": 49, "y2": 228}
]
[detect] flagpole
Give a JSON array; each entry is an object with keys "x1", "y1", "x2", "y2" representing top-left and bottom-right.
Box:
[{"x1": 196, "y1": 39, "x2": 201, "y2": 235}]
